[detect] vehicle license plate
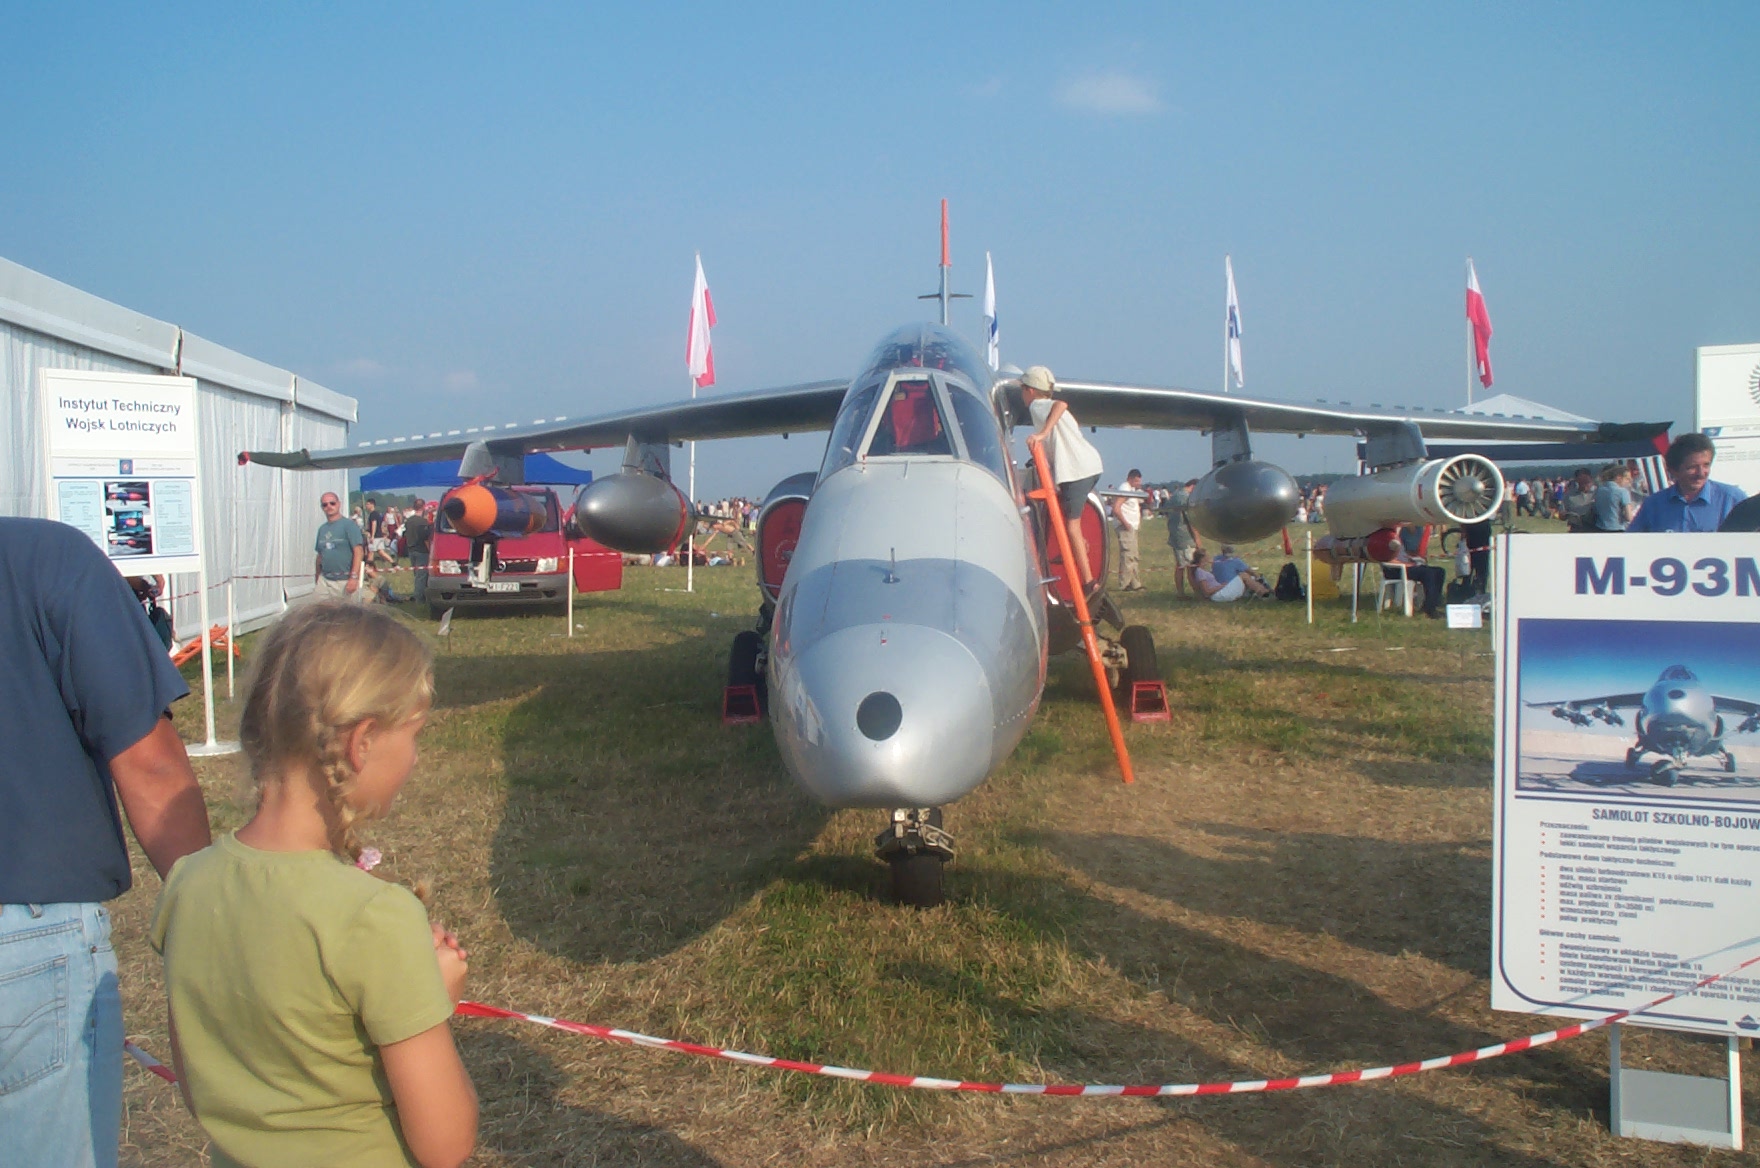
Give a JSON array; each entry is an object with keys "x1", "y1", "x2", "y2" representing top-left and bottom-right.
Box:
[{"x1": 484, "y1": 581, "x2": 520, "y2": 593}]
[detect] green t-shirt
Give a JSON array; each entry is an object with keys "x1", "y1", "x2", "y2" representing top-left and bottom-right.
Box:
[
  {"x1": 315, "y1": 517, "x2": 365, "y2": 580},
  {"x1": 149, "y1": 834, "x2": 455, "y2": 1168}
]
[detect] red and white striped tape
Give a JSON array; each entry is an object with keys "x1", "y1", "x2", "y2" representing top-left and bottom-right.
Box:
[
  {"x1": 124, "y1": 1040, "x2": 176, "y2": 1084},
  {"x1": 126, "y1": 951, "x2": 1760, "y2": 1095}
]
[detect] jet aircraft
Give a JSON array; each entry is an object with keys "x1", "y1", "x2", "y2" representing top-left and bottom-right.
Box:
[
  {"x1": 243, "y1": 238, "x2": 1659, "y2": 905},
  {"x1": 1527, "y1": 665, "x2": 1760, "y2": 786}
]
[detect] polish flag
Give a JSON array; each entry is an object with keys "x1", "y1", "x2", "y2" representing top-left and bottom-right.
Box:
[
  {"x1": 1466, "y1": 259, "x2": 1493, "y2": 390},
  {"x1": 687, "y1": 254, "x2": 716, "y2": 390}
]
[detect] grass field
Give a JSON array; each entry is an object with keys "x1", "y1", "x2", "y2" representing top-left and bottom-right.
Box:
[{"x1": 120, "y1": 522, "x2": 1759, "y2": 1166}]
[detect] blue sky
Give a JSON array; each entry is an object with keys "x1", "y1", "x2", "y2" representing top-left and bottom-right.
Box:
[{"x1": 4, "y1": 4, "x2": 1757, "y2": 495}]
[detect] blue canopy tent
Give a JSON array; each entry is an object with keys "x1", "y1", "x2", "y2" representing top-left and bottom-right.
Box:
[{"x1": 358, "y1": 452, "x2": 593, "y2": 491}]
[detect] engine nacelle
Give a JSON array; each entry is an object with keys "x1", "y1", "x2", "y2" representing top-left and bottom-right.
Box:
[
  {"x1": 1323, "y1": 455, "x2": 1504, "y2": 539},
  {"x1": 570, "y1": 472, "x2": 693, "y2": 553},
  {"x1": 755, "y1": 472, "x2": 817, "y2": 603},
  {"x1": 440, "y1": 484, "x2": 548, "y2": 540},
  {"x1": 1187, "y1": 460, "x2": 1300, "y2": 543}
]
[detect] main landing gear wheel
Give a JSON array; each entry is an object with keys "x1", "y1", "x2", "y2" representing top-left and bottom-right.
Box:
[
  {"x1": 1624, "y1": 746, "x2": 1643, "y2": 770},
  {"x1": 1723, "y1": 751, "x2": 1738, "y2": 774},
  {"x1": 875, "y1": 808, "x2": 953, "y2": 909},
  {"x1": 728, "y1": 629, "x2": 768, "y2": 716},
  {"x1": 1651, "y1": 759, "x2": 1679, "y2": 787},
  {"x1": 1113, "y1": 625, "x2": 1158, "y2": 700}
]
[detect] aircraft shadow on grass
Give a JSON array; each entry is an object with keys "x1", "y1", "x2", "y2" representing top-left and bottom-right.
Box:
[
  {"x1": 431, "y1": 642, "x2": 829, "y2": 966},
  {"x1": 458, "y1": 1029, "x2": 725, "y2": 1167}
]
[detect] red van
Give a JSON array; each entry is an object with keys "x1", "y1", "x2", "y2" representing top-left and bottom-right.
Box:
[{"x1": 423, "y1": 484, "x2": 621, "y2": 615}]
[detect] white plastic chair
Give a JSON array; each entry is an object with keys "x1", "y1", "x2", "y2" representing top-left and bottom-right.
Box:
[{"x1": 1377, "y1": 567, "x2": 1415, "y2": 616}]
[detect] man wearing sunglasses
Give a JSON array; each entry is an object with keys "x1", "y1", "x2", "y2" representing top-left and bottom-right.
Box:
[{"x1": 314, "y1": 492, "x2": 365, "y2": 600}]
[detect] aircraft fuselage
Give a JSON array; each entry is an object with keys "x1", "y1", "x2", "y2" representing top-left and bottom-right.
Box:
[{"x1": 766, "y1": 324, "x2": 1049, "y2": 809}]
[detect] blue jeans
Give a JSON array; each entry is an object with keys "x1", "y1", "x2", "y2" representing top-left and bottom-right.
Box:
[{"x1": 0, "y1": 903, "x2": 121, "y2": 1168}]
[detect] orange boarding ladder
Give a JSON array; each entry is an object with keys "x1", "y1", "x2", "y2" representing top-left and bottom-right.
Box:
[{"x1": 1026, "y1": 444, "x2": 1134, "y2": 785}]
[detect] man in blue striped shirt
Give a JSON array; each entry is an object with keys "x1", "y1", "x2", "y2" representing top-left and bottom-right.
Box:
[{"x1": 1627, "y1": 433, "x2": 1748, "y2": 532}]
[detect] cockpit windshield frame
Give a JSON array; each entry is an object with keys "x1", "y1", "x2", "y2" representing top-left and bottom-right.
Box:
[
  {"x1": 816, "y1": 323, "x2": 1012, "y2": 486},
  {"x1": 854, "y1": 372, "x2": 966, "y2": 462}
]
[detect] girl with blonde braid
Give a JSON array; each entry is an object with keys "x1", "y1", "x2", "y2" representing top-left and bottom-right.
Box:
[{"x1": 150, "y1": 603, "x2": 477, "y2": 1168}]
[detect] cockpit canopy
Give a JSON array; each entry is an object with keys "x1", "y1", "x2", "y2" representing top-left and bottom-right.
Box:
[
  {"x1": 1658, "y1": 665, "x2": 1699, "y2": 682},
  {"x1": 819, "y1": 325, "x2": 1009, "y2": 484}
]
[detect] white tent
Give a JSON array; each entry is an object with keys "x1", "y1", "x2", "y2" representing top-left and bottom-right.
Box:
[
  {"x1": 1460, "y1": 393, "x2": 1593, "y2": 424},
  {"x1": 0, "y1": 255, "x2": 355, "y2": 637}
]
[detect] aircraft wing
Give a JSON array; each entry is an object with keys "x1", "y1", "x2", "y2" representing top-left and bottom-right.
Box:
[
  {"x1": 1712, "y1": 696, "x2": 1760, "y2": 717},
  {"x1": 1047, "y1": 379, "x2": 1661, "y2": 444},
  {"x1": 1525, "y1": 694, "x2": 1647, "y2": 712},
  {"x1": 240, "y1": 379, "x2": 850, "y2": 471}
]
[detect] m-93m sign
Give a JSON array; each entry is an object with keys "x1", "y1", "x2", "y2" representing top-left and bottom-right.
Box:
[{"x1": 1576, "y1": 556, "x2": 1760, "y2": 598}]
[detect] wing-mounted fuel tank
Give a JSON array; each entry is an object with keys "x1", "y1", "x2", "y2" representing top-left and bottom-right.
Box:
[
  {"x1": 755, "y1": 472, "x2": 816, "y2": 603},
  {"x1": 568, "y1": 436, "x2": 694, "y2": 554},
  {"x1": 569, "y1": 473, "x2": 693, "y2": 553},
  {"x1": 1183, "y1": 414, "x2": 1301, "y2": 543},
  {"x1": 1323, "y1": 455, "x2": 1505, "y2": 539},
  {"x1": 1186, "y1": 461, "x2": 1301, "y2": 543}
]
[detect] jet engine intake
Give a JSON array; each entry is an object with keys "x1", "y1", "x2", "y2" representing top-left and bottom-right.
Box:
[
  {"x1": 756, "y1": 472, "x2": 816, "y2": 603},
  {"x1": 1186, "y1": 460, "x2": 1300, "y2": 544},
  {"x1": 1323, "y1": 455, "x2": 1504, "y2": 540},
  {"x1": 570, "y1": 472, "x2": 692, "y2": 553},
  {"x1": 441, "y1": 484, "x2": 548, "y2": 540}
]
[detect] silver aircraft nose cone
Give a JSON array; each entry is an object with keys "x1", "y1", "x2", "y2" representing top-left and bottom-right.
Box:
[{"x1": 773, "y1": 623, "x2": 995, "y2": 808}]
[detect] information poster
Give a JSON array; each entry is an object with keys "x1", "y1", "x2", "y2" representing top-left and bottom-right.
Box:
[
  {"x1": 1492, "y1": 534, "x2": 1760, "y2": 1036},
  {"x1": 41, "y1": 370, "x2": 204, "y2": 576}
]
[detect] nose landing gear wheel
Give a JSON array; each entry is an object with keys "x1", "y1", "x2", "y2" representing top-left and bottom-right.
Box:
[
  {"x1": 875, "y1": 808, "x2": 952, "y2": 908},
  {"x1": 1651, "y1": 759, "x2": 1679, "y2": 787},
  {"x1": 888, "y1": 852, "x2": 945, "y2": 908}
]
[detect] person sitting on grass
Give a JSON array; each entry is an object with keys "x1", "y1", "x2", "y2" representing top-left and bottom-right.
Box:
[
  {"x1": 1209, "y1": 544, "x2": 1269, "y2": 593},
  {"x1": 1191, "y1": 548, "x2": 1271, "y2": 602},
  {"x1": 150, "y1": 603, "x2": 477, "y2": 1168}
]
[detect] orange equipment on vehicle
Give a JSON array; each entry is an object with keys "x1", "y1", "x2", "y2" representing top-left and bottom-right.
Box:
[{"x1": 441, "y1": 482, "x2": 548, "y2": 539}]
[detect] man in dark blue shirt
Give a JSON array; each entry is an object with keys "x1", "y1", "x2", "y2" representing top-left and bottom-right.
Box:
[
  {"x1": 1628, "y1": 433, "x2": 1748, "y2": 532},
  {"x1": 0, "y1": 518, "x2": 211, "y2": 1168}
]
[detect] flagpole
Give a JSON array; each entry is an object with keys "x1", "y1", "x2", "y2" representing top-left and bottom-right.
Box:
[{"x1": 686, "y1": 254, "x2": 698, "y2": 594}]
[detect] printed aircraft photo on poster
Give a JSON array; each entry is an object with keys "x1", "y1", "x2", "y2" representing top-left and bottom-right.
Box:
[
  {"x1": 241, "y1": 208, "x2": 1665, "y2": 905},
  {"x1": 1527, "y1": 665, "x2": 1760, "y2": 788}
]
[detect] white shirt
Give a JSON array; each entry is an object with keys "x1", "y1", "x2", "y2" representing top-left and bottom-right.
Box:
[
  {"x1": 1028, "y1": 398, "x2": 1104, "y2": 484},
  {"x1": 1115, "y1": 495, "x2": 1142, "y2": 531}
]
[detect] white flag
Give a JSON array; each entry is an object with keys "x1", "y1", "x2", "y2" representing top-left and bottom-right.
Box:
[
  {"x1": 686, "y1": 254, "x2": 716, "y2": 389},
  {"x1": 983, "y1": 252, "x2": 999, "y2": 371},
  {"x1": 1225, "y1": 255, "x2": 1244, "y2": 390}
]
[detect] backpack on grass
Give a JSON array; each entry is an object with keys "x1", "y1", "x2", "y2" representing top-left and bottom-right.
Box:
[{"x1": 1274, "y1": 562, "x2": 1305, "y2": 602}]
